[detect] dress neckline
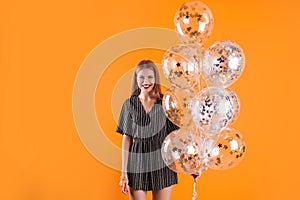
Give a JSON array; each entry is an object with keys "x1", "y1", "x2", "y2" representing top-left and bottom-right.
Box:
[{"x1": 137, "y1": 95, "x2": 158, "y2": 115}]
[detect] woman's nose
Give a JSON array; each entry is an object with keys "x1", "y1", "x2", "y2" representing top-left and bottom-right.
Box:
[{"x1": 143, "y1": 78, "x2": 150, "y2": 84}]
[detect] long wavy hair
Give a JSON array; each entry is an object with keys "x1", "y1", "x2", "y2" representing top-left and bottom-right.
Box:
[{"x1": 131, "y1": 60, "x2": 162, "y2": 99}]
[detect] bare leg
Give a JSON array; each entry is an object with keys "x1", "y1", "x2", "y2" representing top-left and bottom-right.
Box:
[
  {"x1": 129, "y1": 187, "x2": 147, "y2": 200},
  {"x1": 152, "y1": 185, "x2": 174, "y2": 200}
]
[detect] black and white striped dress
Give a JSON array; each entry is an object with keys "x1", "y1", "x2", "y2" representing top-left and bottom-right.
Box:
[{"x1": 116, "y1": 95, "x2": 179, "y2": 191}]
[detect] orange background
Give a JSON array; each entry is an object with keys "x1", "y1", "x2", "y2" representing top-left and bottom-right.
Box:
[{"x1": 1, "y1": 0, "x2": 300, "y2": 199}]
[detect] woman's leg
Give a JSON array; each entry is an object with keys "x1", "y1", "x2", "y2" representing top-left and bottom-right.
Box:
[
  {"x1": 129, "y1": 187, "x2": 147, "y2": 200},
  {"x1": 152, "y1": 185, "x2": 174, "y2": 200}
]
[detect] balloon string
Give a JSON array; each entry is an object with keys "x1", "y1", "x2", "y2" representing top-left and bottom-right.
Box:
[
  {"x1": 192, "y1": 180, "x2": 197, "y2": 200},
  {"x1": 191, "y1": 163, "x2": 208, "y2": 200}
]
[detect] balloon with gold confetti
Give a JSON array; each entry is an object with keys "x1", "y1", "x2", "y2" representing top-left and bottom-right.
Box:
[
  {"x1": 191, "y1": 86, "x2": 234, "y2": 135},
  {"x1": 225, "y1": 88, "x2": 240, "y2": 125},
  {"x1": 162, "y1": 43, "x2": 203, "y2": 89},
  {"x1": 203, "y1": 40, "x2": 245, "y2": 87},
  {"x1": 208, "y1": 128, "x2": 246, "y2": 170},
  {"x1": 174, "y1": 1, "x2": 214, "y2": 45},
  {"x1": 162, "y1": 86, "x2": 197, "y2": 127},
  {"x1": 161, "y1": 127, "x2": 204, "y2": 174},
  {"x1": 200, "y1": 134, "x2": 219, "y2": 161}
]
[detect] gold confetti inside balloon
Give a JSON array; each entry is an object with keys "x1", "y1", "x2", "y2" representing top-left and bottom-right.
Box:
[
  {"x1": 208, "y1": 128, "x2": 246, "y2": 170},
  {"x1": 203, "y1": 40, "x2": 245, "y2": 87},
  {"x1": 162, "y1": 43, "x2": 203, "y2": 89},
  {"x1": 174, "y1": 1, "x2": 214, "y2": 45},
  {"x1": 162, "y1": 86, "x2": 197, "y2": 127},
  {"x1": 161, "y1": 127, "x2": 204, "y2": 174},
  {"x1": 191, "y1": 87, "x2": 234, "y2": 135}
]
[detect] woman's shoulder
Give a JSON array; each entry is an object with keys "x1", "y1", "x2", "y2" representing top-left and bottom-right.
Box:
[
  {"x1": 156, "y1": 93, "x2": 164, "y2": 104},
  {"x1": 122, "y1": 95, "x2": 138, "y2": 106},
  {"x1": 129, "y1": 95, "x2": 139, "y2": 102},
  {"x1": 124, "y1": 94, "x2": 163, "y2": 105}
]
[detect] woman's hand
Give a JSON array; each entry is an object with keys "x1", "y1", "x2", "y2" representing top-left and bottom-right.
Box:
[
  {"x1": 119, "y1": 175, "x2": 129, "y2": 194},
  {"x1": 191, "y1": 164, "x2": 208, "y2": 182},
  {"x1": 191, "y1": 172, "x2": 200, "y2": 182}
]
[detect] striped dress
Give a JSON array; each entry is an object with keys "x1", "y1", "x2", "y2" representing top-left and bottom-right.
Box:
[{"x1": 116, "y1": 95, "x2": 179, "y2": 191}]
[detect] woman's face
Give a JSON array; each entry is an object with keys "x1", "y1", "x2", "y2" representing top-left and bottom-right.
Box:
[{"x1": 136, "y1": 68, "x2": 155, "y2": 94}]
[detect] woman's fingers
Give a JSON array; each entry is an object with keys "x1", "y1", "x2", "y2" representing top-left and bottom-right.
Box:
[
  {"x1": 124, "y1": 183, "x2": 129, "y2": 194},
  {"x1": 191, "y1": 173, "x2": 200, "y2": 181},
  {"x1": 121, "y1": 183, "x2": 129, "y2": 194}
]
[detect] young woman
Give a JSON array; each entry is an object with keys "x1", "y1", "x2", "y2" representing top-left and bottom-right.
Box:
[{"x1": 116, "y1": 60, "x2": 179, "y2": 200}]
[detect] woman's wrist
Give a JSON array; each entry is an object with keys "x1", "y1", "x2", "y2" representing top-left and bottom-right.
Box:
[
  {"x1": 120, "y1": 175, "x2": 128, "y2": 179},
  {"x1": 120, "y1": 174, "x2": 128, "y2": 186}
]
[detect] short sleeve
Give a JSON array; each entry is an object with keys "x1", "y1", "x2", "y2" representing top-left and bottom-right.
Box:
[{"x1": 116, "y1": 99, "x2": 133, "y2": 137}]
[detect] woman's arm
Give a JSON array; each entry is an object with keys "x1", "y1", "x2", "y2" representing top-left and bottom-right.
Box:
[
  {"x1": 121, "y1": 134, "x2": 132, "y2": 176},
  {"x1": 120, "y1": 134, "x2": 132, "y2": 194}
]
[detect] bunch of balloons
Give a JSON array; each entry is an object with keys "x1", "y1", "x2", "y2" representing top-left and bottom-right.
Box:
[{"x1": 161, "y1": 1, "x2": 246, "y2": 198}]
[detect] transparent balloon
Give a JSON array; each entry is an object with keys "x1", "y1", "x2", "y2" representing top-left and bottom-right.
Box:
[
  {"x1": 208, "y1": 128, "x2": 246, "y2": 170},
  {"x1": 201, "y1": 134, "x2": 219, "y2": 161},
  {"x1": 203, "y1": 40, "x2": 245, "y2": 87},
  {"x1": 161, "y1": 127, "x2": 204, "y2": 174},
  {"x1": 191, "y1": 86, "x2": 234, "y2": 135},
  {"x1": 225, "y1": 88, "x2": 240, "y2": 125},
  {"x1": 162, "y1": 86, "x2": 197, "y2": 127},
  {"x1": 174, "y1": 1, "x2": 214, "y2": 45},
  {"x1": 162, "y1": 43, "x2": 203, "y2": 89}
]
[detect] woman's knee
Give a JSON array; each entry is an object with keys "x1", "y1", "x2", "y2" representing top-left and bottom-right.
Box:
[
  {"x1": 152, "y1": 185, "x2": 174, "y2": 200},
  {"x1": 129, "y1": 187, "x2": 147, "y2": 200}
]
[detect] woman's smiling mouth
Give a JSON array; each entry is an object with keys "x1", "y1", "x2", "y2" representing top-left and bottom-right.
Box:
[{"x1": 142, "y1": 84, "x2": 152, "y2": 89}]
